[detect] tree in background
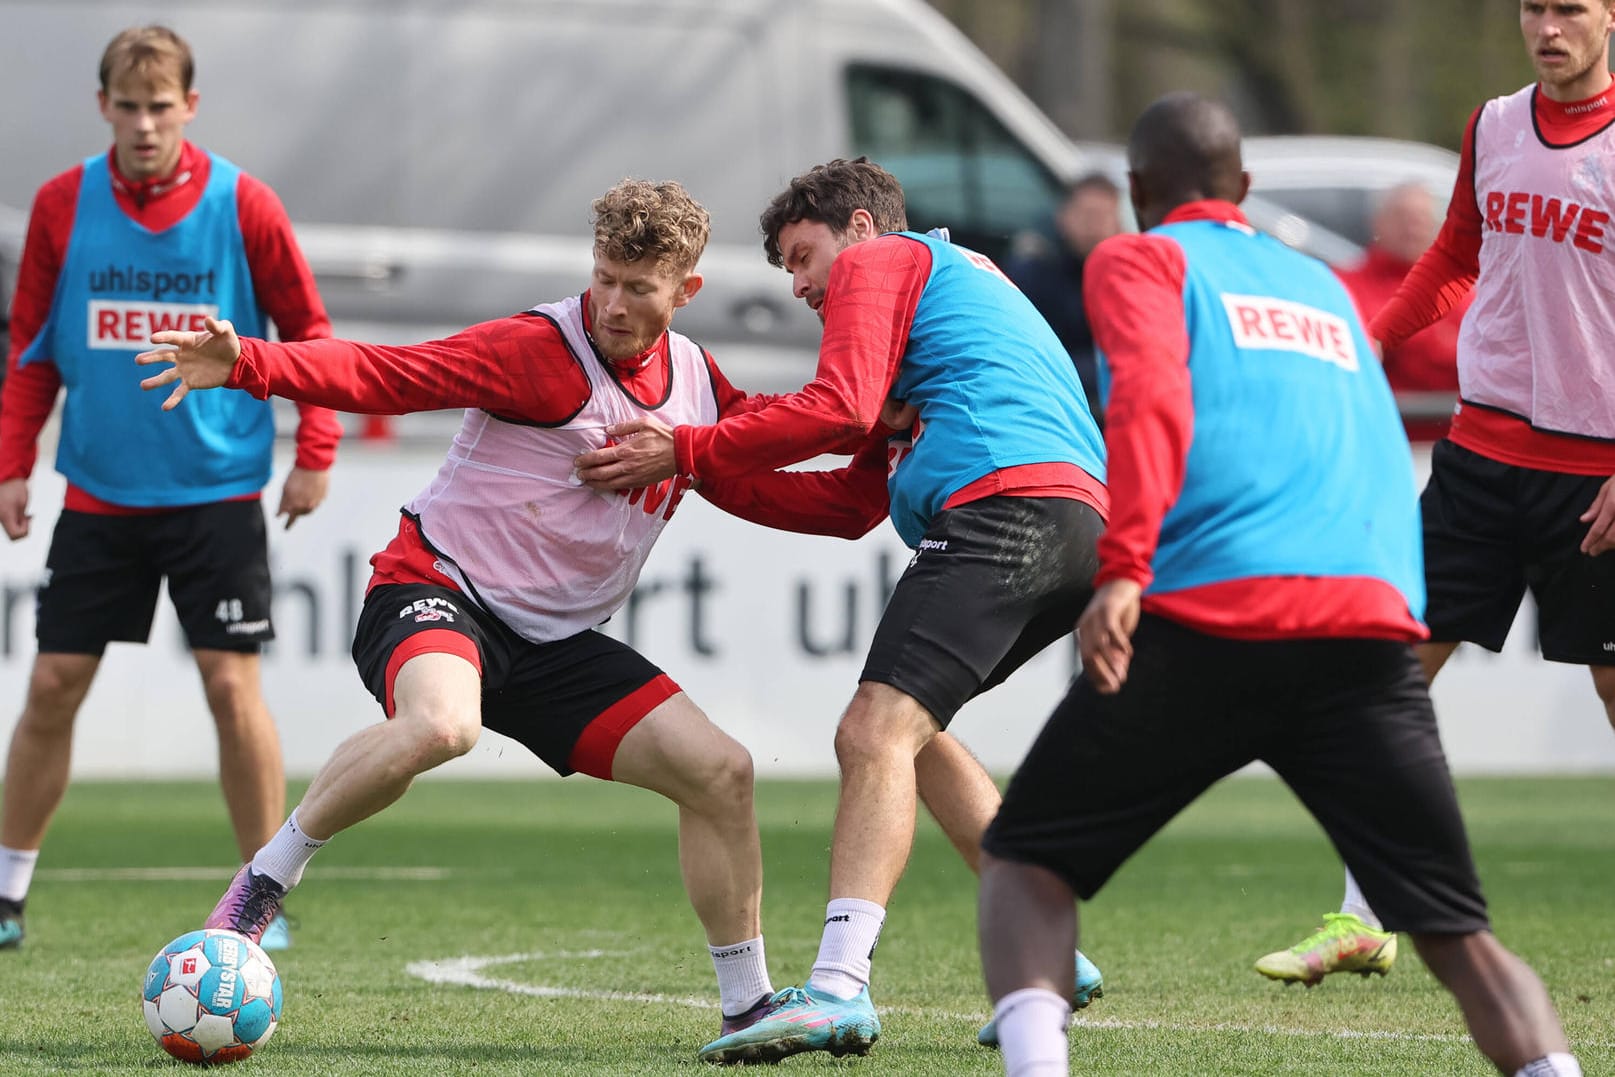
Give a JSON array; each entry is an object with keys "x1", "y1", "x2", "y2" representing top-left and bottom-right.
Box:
[{"x1": 927, "y1": 0, "x2": 1530, "y2": 147}]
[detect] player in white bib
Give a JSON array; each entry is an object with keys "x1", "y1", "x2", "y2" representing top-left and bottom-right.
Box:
[{"x1": 137, "y1": 180, "x2": 786, "y2": 1056}]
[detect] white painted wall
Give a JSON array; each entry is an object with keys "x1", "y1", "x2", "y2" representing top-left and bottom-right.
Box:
[{"x1": 1, "y1": 442, "x2": 1610, "y2": 779}]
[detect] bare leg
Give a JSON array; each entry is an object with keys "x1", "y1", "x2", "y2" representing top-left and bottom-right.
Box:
[
  {"x1": 827, "y1": 682, "x2": 939, "y2": 904},
  {"x1": 915, "y1": 732, "x2": 1001, "y2": 874},
  {"x1": 1416, "y1": 640, "x2": 1459, "y2": 686},
  {"x1": 978, "y1": 851, "x2": 1076, "y2": 1001},
  {"x1": 0, "y1": 654, "x2": 100, "y2": 851},
  {"x1": 1590, "y1": 665, "x2": 1615, "y2": 735},
  {"x1": 611, "y1": 693, "x2": 761, "y2": 944},
  {"x1": 1412, "y1": 931, "x2": 1569, "y2": 1074},
  {"x1": 293, "y1": 653, "x2": 482, "y2": 841},
  {"x1": 194, "y1": 650, "x2": 284, "y2": 861}
]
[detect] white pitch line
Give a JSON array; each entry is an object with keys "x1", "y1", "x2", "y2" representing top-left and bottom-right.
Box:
[
  {"x1": 406, "y1": 952, "x2": 716, "y2": 1011},
  {"x1": 37, "y1": 866, "x2": 450, "y2": 882},
  {"x1": 407, "y1": 951, "x2": 1615, "y2": 1049}
]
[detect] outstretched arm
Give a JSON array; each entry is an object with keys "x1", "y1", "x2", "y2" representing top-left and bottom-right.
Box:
[
  {"x1": 137, "y1": 313, "x2": 591, "y2": 421},
  {"x1": 698, "y1": 435, "x2": 891, "y2": 539}
]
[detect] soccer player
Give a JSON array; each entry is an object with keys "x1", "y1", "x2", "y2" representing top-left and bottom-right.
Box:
[
  {"x1": 137, "y1": 180, "x2": 780, "y2": 1054},
  {"x1": 0, "y1": 25, "x2": 341, "y2": 953},
  {"x1": 573, "y1": 157, "x2": 1109, "y2": 1063},
  {"x1": 978, "y1": 90, "x2": 1581, "y2": 1077},
  {"x1": 1257, "y1": 0, "x2": 1615, "y2": 987}
]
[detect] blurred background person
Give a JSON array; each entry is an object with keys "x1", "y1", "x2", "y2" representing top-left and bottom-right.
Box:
[
  {"x1": 1336, "y1": 182, "x2": 1469, "y2": 442},
  {"x1": 1002, "y1": 172, "x2": 1122, "y2": 420}
]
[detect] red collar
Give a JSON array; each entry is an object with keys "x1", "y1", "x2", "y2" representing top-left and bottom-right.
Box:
[
  {"x1": 1158, "y1": 200, "x2": 1251, "y2": 228},
  {"x1": 1535, "y1": 80, "x2": 1615, "y2": 144},
  {"x1": 107, "y1": 140, "x2": 203, "y2": 205}
]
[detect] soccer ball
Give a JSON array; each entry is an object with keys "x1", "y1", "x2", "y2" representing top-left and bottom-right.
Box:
[{"x1": 143, "y1": 929, "x2": 283, "y2": 1064}]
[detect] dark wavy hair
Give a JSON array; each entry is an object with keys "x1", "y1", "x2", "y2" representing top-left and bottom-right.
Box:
[{"x1": 759, "y1": 157, "x2": 908, "y2": 267}]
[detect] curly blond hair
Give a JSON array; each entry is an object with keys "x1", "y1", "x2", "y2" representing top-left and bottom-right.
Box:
[{"x1": 592, "y1": 180, "x2": 710, "y2": 277}]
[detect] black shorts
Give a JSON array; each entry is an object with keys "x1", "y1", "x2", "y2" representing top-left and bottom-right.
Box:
[
  {"x1": 351, "y1": 584, "x2": 679, "y2": 779},
  {"x1": 862, "y1": 496, "x2": 1103, "y2": 729},
  {"x1": 35, "y1": 502, "x2": 274, "y2": 655},
  {"x1": 1422, "y1": 439, "x2": 1615, "y2": 665},
  {"x1": 983, "y1": 615, "x2": 1489, "y2": 935}
]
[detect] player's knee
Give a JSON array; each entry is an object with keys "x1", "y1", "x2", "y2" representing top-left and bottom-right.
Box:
[
  {"x1": 23, "y1": 659, "x2": 96, "y2": 726},
  {"x1": 683, "y1": 737, "x2": 755, "y2": 812},
  {"x1": 200, "y1": 670, "x2": 261, "y2": 721},
  {"x1": 392, "y1": 700, "x2": 481, "y2": 768},
  {"x1": 1590, "y1": 666, "x2": 1615, "y2": 711},
  {"x1": 834, "y1": 695, "x2": 930, "y2": 764}
]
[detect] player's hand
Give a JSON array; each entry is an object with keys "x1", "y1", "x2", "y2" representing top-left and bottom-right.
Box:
[
  {"x1": 878, "y1": 396, "x2": 918, "y2": 434},
  {"x1": 1077, "y1": 579, "x2": 1143, "y2": 694},
  {"x1": 0, "y1": 478, "x2": 30, "y2": 541},
  {"x1": 277, "y1": 466, "x2": 330, "y2": 530},
  {"x1": 1579, "y1": 474, "x2": 1615, "y2": 556},
  {"x1": 135, "y1": 316, "x2": 243, "y2": 411},
  {"x1": 573, "y1": 417, "x2": 678, "y2": 490}
]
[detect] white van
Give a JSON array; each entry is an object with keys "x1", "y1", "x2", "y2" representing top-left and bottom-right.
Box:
[{"x1": 0, "y1": 0, "x2": 1101, "y2": 394}]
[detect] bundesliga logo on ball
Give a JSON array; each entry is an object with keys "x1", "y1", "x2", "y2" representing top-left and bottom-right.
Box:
[{"x1": 143, "y1": 928, "x2": 283, "y2": 1063}]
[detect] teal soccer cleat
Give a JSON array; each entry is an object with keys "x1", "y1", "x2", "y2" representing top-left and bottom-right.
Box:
[
  {"x1": 0, "y1": 899, "x2": 23, "y2": 951},
  {"x1": 259, "y1": 909, "x2": 293, "y2": 951},
  {"x1": 977, "y1": 949, "x2": 1104, "y2": 1048},
  {"x1": 697, "y1": 983, "x2": 880, "y2": 1064}
]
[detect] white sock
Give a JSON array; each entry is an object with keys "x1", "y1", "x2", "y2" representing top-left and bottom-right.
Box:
[
  {"x1": 808, "y1": 897, "x2": 885, "y2": 999},
  {"x1": 995, "y1": 987, "x2": 1071, "y2": 1077},
  {"x1": 249, "y1": 809, "x2": 327, "y2": 890},
  {"x1": 709, "y1": 936, "x2": 773, "y2": 1017},
  {"x1": 1340, "y1": 868, "x2": 1381, "y2": 929},
  {"x1": 1517, "y1": 1053, "x2": 1583, "y2": 1076},
  {"x1": 0, "y1": 846, "x2": 39, "y2": 905}
]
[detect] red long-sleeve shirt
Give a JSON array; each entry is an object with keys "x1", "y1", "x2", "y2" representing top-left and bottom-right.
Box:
[
  {"x1": 1336, "y1": 244, "x2": 1468, "y2": 441},
  {"x1": 1370, "y1": 88, "x2": 1615, "y2": 474},
  {"x1": 0, "y1": 140, "x2": 343, "y2": 508},
  {"x1": 673, "y1": 236, "x2": 923, "y2": 478},
  {"x1": 226, "y1": 308, "x2": 749, "y2": 421},
  {"x1": 1084, "y1": 201, "x2": 1424, "y2": 642}
]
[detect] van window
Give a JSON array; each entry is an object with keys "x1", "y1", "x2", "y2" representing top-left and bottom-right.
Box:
[{"x1": 846, "y1": 64, "x2": 1061, "y2": 261}]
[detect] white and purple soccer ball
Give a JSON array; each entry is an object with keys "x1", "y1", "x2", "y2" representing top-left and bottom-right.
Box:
[{"x1": 143, "y1": 928, "x2": 282, "y2": 1064}]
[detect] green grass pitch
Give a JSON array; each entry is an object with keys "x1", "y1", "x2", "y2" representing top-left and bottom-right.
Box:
[{"x1": 0, "y1": 775, "x2": 1610, "y2": 1074}]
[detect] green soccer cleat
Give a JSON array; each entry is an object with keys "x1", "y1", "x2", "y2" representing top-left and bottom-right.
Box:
[
  {"x1": 977, "y1": 949, "x2": 1104, "y2": 1048},
  {"x1": 697, "y1": 983, "x2": 879, "y2": 1065},
  {"x1": 1255, "y1": 912, "x2": 1397, "y2": 986}
]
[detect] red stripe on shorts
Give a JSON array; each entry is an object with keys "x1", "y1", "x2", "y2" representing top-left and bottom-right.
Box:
[
  {"x1": 568, "y1": 673, "x2": 681, "y2": 779},
  {"x1": 383, "y1": 629, "x2": 482, "y2": 717}
]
